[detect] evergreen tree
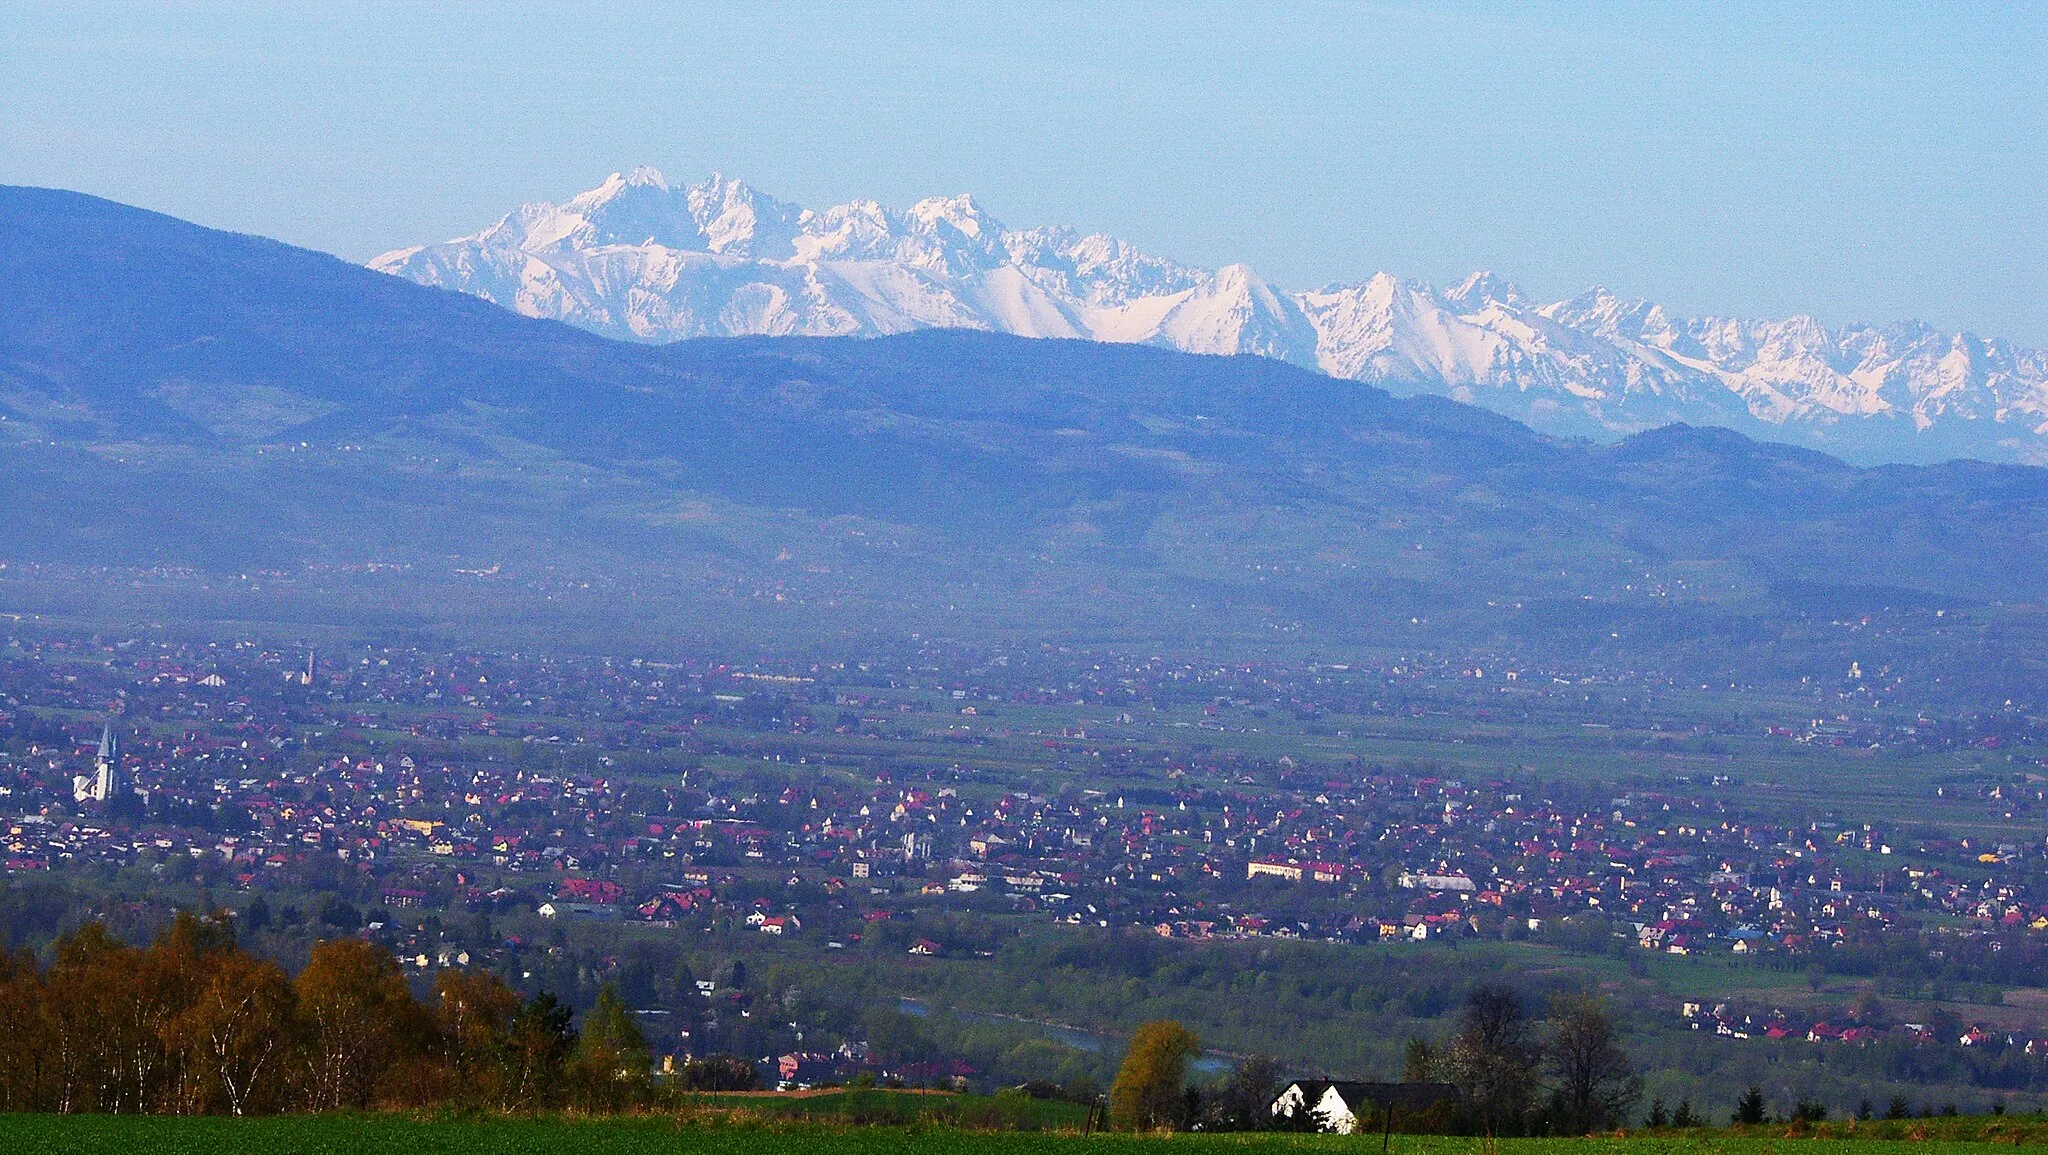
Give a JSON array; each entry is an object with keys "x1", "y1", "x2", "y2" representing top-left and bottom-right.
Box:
[
  {"x1": 570, "y1": 983, "x2": 649, "y2": 1111},
  {"x1": 1403, "y1": 1035, "x2": 1439, "y2": 1081},
  {"x1": 503, "y1": 991, "x2": 574, "y2": 1109}
]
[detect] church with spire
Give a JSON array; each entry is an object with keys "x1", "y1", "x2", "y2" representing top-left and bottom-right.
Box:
[{"x1": 72, "y1": 722, "x2": 128, "y2": 805}]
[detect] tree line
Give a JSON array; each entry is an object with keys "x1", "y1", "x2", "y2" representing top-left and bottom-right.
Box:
[
  {"x1": 1106, "y1": 984, "x2": 1644, "y2": 1135},
  {"x1": 0, "y1": 913, "x2": 756, "y2": 1115},
  {"x1": 1403, "y1": 984, "x2": 1643, "y2": 1135}
]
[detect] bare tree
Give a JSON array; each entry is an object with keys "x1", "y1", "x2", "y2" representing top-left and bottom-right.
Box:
[
  {"x1": 1544, "y1": 992, "x2": 1640, "y2": 1133},
  {"x1": 1212, "y1": 1053, "x2": 1282, "y2": 1130},
  {"x1": 1448, "y1": 984, "x2": 1539, "y2": 1135}
]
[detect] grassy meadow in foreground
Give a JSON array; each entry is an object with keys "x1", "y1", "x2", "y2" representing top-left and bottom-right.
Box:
[{"x1": 14, "y1": 1113, "x2": 2048, "y2": 1155}]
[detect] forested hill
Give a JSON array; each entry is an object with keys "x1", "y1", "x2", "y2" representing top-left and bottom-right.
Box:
[{"x1": 3, "y1": 184, "x2": 2047, "y2": 688}]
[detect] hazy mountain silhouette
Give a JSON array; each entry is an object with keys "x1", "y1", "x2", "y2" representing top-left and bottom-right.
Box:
[{"x1": 5, "y1": 185, "x2": 2046, "y2": 670}]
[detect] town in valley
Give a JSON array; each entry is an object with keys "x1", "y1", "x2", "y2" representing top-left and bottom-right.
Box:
[{"x1": 4, "y1": 621, "x2": 2045, "y2": 1114}]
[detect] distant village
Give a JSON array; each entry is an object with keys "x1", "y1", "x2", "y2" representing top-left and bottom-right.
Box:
[
  {"x1": 0, "y1": 624, "x2": 2043, "y2": 1099},
  {"x1": 2, "y1": 631, "x2": 2041, "y2": 964},
  {"x1": 1677, "y1": 998, "x2": 2048, "y2": 1055}
]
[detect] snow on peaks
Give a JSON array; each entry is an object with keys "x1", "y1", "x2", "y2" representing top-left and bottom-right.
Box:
[
  {"x1": 368, "y1": 169, "x2": 2048, "y2": 463},
  {"x1": 516, "y1": 168, "x2": 703, "y2": 251},
  {"x1": 623, "y1": 165, "x2": 669, "y2": 189},
  {"x1": 1443, "y1": 270, "x2": 1523, "y2": 310},
  {"x1": 685, "y1": 174, "x2": 803, "y2": 257},
  {"x1": 1002, "y1": 227, "x2": 1205, "y2": 307},
  {"x1": 1133, "y1": 264, "x2": 1320, "y2": 368},
  {"x1": 906, "y1": 193, "x2": 995, "y2": 239}
]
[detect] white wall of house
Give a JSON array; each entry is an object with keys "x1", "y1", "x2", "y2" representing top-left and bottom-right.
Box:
[{"x1": 1315, "y1": 1086, "x2": 1361, "y2": 1134}]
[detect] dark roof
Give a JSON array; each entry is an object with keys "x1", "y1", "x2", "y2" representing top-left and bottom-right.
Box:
[{"x1": 1281, "y1": 1080, "x2": 1461, "y2": 1112}]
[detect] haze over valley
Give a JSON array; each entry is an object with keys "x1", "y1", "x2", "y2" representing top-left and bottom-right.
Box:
[
  {"x1": 4, "y1": 4, "x2": 2046, "y2": 1134},
  {"x1": 7, "y1": 185, "x2": 2047, "y2": 703}
]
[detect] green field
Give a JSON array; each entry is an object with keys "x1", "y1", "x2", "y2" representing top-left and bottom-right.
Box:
[
  {"x1": 10, "y1": 1114, "x2": 2048, "y2": 1155},
  {"x1": 666, "y1": 1089, "x2": 1090, "y2": 1129}
]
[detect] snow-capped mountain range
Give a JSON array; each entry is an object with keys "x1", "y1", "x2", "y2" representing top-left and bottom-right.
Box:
[{"x1": 371, "y1": 168, "x2": 2048, "y2": 464}]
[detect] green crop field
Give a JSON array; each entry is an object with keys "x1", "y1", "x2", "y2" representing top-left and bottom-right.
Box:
[{"x1": 8, "y1": 1115, "x2": 2048, "y2": 1155}]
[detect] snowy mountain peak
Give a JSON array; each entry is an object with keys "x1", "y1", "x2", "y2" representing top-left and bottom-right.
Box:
[
  {"x1": 1547, "y1": 284, "x2": 1626, "y2": 323},
  {"x1": 369, "y1": 170, "x2": 2048, "y2": 464},
  {"x1": 623, "y1": 164, "x2": 670, "y2": 189},
  {"x1": 1444, "y1": 270, "x2": 1522, "y2": 309},
  {"x1": 511, "y1": 167, "x2": 703, "y2": 251},
  {"x1": 906, "y1": 193, "x2": 996, "y2": 237},
  {"x1": 685, "y1": 173, "x2": 802, "y2": 257}
]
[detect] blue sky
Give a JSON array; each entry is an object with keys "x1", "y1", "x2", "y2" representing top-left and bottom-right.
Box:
[{"x1": 3, "y1": 1, "x2": 2044, "y2": 343}]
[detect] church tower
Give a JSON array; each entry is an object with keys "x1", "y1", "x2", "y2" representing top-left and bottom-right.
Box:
[{"x1": 90, "y1": 722, "x2": 123, "y2": 803}]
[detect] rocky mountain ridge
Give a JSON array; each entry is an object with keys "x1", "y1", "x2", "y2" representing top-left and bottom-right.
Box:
[{"x1": 372, "y1": 168, "x2": 2048, "y2": 464}]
